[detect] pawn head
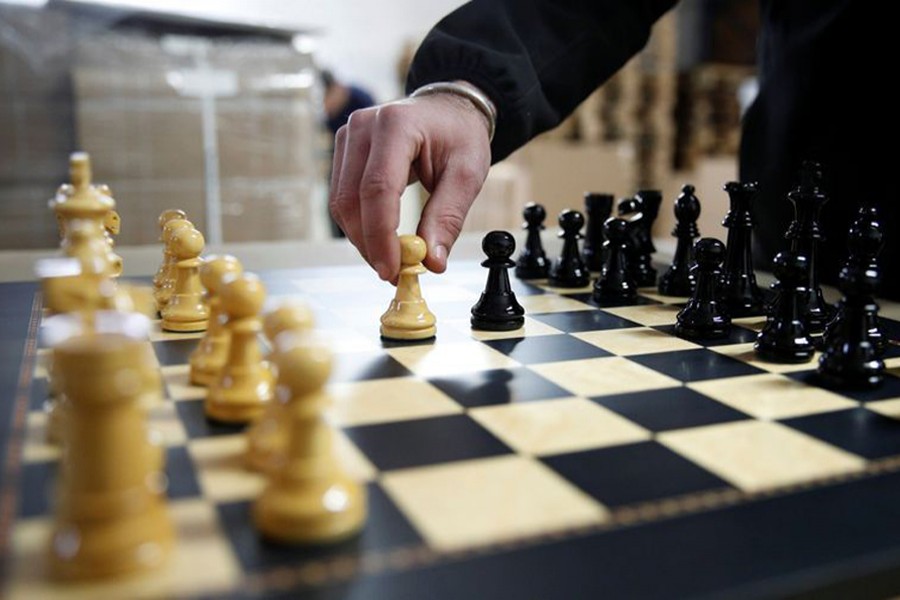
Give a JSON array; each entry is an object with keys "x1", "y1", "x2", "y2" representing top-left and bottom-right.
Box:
[
  {"x1": 163, "y1": 218, "x2": 194, "y2": 246},
  {"x1": 602, "y1": 217, "x2": 629, "y2": 242},
  {"x1": 399, "y1": 234, "x2": 427, "y2": 265},
  {"x1": 617, "y1": 197, "x2": 640, "y2": 216},
  {"x1": 558, "y1": 209, "x2": 584, "y2": 232},
  {"x1": 220, "y1": 273, "x2": 266, "y2": 319},
  {"x1": 771, "y1": 251, "x2": 808, "y2": 284},
  {"x1": 170, "y1": 226, "x2": 205, "y2": 260},
  {"x1": 264, "y1": 301, "x2": 314, "y2": 341},
  {"x1": 273, "y1": 336, "x2": 332, "y2": 397},
  {"x1": 483, "y1": 230, "x2": 516, "y2": 259},
  {"x1": 158, "y1": 208, "x2": 187, "y2": 231},
  {"x1": 200, "y1": 254, "x2": 243, "y2": 295},
  {"x1": 523, "y1": 202, "x2": 546, "y2": 225},
  {"x1": 694, "y1": 238, "x2": 726, "y2": 267}
]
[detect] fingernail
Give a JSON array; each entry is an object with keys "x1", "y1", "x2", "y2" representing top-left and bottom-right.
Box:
[
  {"x1": 434, "y1": 244, "x2": 448, "y2": 263},
  {"x1": 373, "y1": 262, "x2": 388, "y2": 280}
]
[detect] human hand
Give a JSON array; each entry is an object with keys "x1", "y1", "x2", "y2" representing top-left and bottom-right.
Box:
[{"x1": 329, "y1": 89, "x2": 492, "y2": 282}]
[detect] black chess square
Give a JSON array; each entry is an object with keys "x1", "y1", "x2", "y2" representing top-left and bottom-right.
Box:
[
  {"x1": 331, "y1": 351, "x2": 413, "y2": 383},
  {"x1": 29, "y1": 377, "x2": 49, "y2": 412},
  {"x1": 629, "y1": 348, "x2": 765, "y2": 382},
  {"x1": 567, "y1": 292, "x2": 660, "y2": 308},
  {"x1": 175, "y1": 398, "x2": 246, "y2": 439},
  {"x1": 428, "y1": 368, "x2": 571, "y2": 408},
  {"x1": 18, "y1": 459, "x2": 57, "y2": 518},
  {"x1": 780, "y1": 408, "x2": 900, "y2": 459},
  {"x1": 154, "y1": 339, "x2": 199, "y2": 366},
  {"x1": 529, "y1": 310, "x2": 640, "y2": 333},
  {"x1": 543, "y1": 441, "x2": 731, "y2": 507},
  {"x1": 344, "y1": 414, "x2": 512, "y2": 471},
  {"x1": 483, "y1": 335, "x2": 612, "y2": 364},
  {"x1": 593, "y1": 387, "x2": 751, "y2": 432},
  {"x1": 787, "y1": 370, "x2": 900, "y2": 403},
  {"x1": 217, "y1": 483, "x2": 422, "y2": 571},
  {"x1": 653, "y1": 324, "x2": 759, "y2": 347},
  {"x1": 877, "y1": 318, "x2": 900, "y2": 343},
  {"x1": 165, "y1": 445, "x2": 202, "y2": 499}
]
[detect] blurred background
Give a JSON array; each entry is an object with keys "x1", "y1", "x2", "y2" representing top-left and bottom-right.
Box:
[{"x1": 0, "y1": 0, "x2": 759, "y2": 268}]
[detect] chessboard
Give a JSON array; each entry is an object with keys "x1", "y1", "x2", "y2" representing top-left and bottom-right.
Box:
[{"x1": 6, "y1": 262, "x2": 900, "y2": 599}]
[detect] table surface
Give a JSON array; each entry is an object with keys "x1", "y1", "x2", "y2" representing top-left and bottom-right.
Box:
[{"x1": 4, "y1": 263, "x2": 900, "y2": 599}]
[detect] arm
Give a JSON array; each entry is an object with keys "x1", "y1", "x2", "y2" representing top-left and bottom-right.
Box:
[
  {"x1": 331, "y1": 0, "x2": 676, "y2": 282},
  {"x1": 407, "y1": 0, "x2": 678, "y2": 162}
]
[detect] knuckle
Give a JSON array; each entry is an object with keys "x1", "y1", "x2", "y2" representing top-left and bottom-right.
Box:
[
  {"x1": 434, "y1": 210, "x2": 466, "y2": 238},
  {"x1": 346, "y1": 106, "x2": 376, "y2": 129},
  {"x1": 359, "y1": 171, "x2": 397, "y2": 201},
  {"x1": 334, "y1": 124, "x2": 348, "y2": 144}
]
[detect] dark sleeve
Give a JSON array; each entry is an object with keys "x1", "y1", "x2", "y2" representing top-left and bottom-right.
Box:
[{"x1": 406, "y1": 0, "x2": 677, "y2": 162}]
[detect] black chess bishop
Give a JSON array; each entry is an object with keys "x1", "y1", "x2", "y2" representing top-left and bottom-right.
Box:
[
  {"x1": 658, "y1": 184, "x2": 700, "y2": 297},
  {"x1": 515, "y1": 203, "x2": 550, "y2": 280},
  {"x1": 472, "y1": 231, "x2": 526, "y2": 331},
  {"x1": 675, "y1": 238, "x2": 731, "y2": 339},
  {"x1": 548, "y1": 209, "x2": 590, "y2": 288}
]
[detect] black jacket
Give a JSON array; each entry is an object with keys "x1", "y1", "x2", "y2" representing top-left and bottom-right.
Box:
[{"x1": 407, "y1": 0, "x2": 898, "y2": 298}]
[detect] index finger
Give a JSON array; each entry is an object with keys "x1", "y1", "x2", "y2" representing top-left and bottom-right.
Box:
[{"x1": 358, "y1": 105, "x2": 421, "y2": 281}]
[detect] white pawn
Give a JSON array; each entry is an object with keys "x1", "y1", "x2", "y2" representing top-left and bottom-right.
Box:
[{"x1": 380, "y1": 234, "x2": 436, "y2": 340}]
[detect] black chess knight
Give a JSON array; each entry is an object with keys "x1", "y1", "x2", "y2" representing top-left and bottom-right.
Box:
[
  {"x1": 472, "y1": 231, "x2": 526, "y2": 331},
  {"x1": 658, "y1": 184, "x2": 701, "y2": 297},
  {"x1": 720, "y1": 181, "x2": 765, "y2": 316},
  {"x1": 548, "y1": 209, "x2": 590, "y2": 288},
  {"x1": 515, "y1": 203, "x2": 550, "y2": 280},
  {"x1": 582, "y1": 193, "x2": 613, "y2": 272}
]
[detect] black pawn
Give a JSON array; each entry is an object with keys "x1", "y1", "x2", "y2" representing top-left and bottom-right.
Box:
[
  {"x1": 582, "y1": 193, "x2": 613, "y2": 271},
  {"x1": 786, "y1": 161, "x2": 832, "y2": 332},
  {"x1": 823, "y1": 205, "x2": 885, "y2": 354},
  {"x1": 593, "y1": 217, "x2": 637, "y2": 303},
  {"x1": 472, "y1": 231, "x2": 525, "y2": 331},
  {"x1": 548, "y1": 210, "x2": 590, "y2": 288},
  {"x1": 720, "y1": 181, "x2": 765, "y2": 316},
  {"x1": 618, "y1": 196, "x2": 657, "y2": 287},
  {"x1": 658, "y1": 184, "x2": 701, "y2": 296},
  {"x1": 817, "y1": 259, "x2": 884, "y2": 389},
  {"x1": 675, "y1": 238, "x2": 731, "y2": 339},
  {"x1": 515, "y1": 203, "x2": 551, "y2": 279},
  {"x1": 754, "y1": 252, "x2": 815, "y2": 363}
]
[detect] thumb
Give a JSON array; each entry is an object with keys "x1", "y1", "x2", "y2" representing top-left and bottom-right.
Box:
[{"x1": 416, "y1": 160, "x2": 485, "y2": 273}]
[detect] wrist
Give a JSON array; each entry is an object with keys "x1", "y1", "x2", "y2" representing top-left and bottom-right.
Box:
[{"x1": 409, "y1": 80, "x2": 496, "y2": 142}]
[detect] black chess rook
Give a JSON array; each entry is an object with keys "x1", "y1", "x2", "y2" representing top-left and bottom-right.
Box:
[
  {"x1": 720, "y1": 181, "x2": 765, "y2": 316},
  {"x1": 582, "y1": 193, "x2": 614, "y2": 272}
]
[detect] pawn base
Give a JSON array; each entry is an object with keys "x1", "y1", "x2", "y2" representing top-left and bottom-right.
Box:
[
  {"x1": 254, "y1": 479, "x2": 367, "y2": 545},
  {"x1": 471, "y1": 314, "x2": 524, "y2": 332},
  {"x1": 754, "y1": 341, "x2": 815, "y2": 364},
  {"x1": 514, "y1": 263, "x2": 549, "y2": 280},
  {"x1": 380, "y1": 324, "x2": 436, "y2": 341},
  {"x1": 161, "y1": 317, "x2": 209, "y2": 333}
]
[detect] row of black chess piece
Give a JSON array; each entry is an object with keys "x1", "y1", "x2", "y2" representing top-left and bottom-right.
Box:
[{"x1": 514, "y1": 190, "x2": 665, "y2": 304}]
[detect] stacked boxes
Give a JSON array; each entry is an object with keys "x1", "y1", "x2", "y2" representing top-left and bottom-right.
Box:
[{"x1": 0, "y1": 6, "x2": 320, "y2": 249}]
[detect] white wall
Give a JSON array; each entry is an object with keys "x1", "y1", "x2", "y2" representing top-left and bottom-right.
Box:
[{"x1": 67, "y1": 0, "x2": 468, "y2": 102}]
